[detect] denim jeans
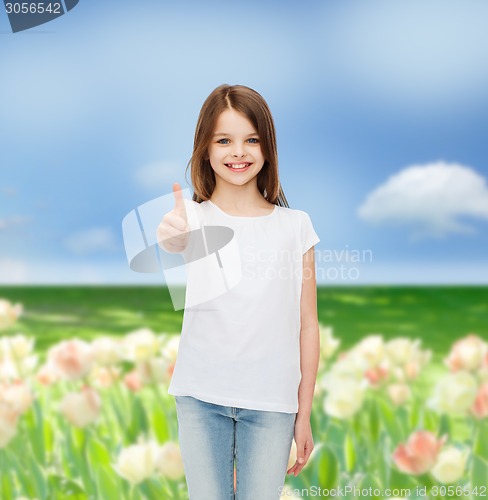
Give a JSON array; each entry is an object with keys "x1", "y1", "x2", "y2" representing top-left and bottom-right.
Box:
[{"x1": 174, "y1": 395, "x2": 297, "y2": 500}]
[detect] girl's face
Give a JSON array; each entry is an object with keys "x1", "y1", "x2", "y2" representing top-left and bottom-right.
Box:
[{"x1": 207, "y1": 108, "x2": 265, "y2": 188}]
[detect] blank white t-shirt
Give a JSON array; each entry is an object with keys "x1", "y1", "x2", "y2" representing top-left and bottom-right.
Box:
[{"x1": 167, "y1": 199, "x2": 320, "y2": 413}]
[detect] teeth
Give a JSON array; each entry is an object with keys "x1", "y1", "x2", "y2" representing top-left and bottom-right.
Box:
[{"x1": 227, "y1": 163, "x2": 250, "y2": 169}]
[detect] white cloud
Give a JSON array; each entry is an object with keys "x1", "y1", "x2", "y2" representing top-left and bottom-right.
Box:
[
  {"x1": 357, "y1": 161, "x2": 488, "y2": 239},
  {"x1": 0, "y1": 215, "x2": 32, "y2": 230},
  {"x1": 63, "y1": 227, "x2": 119, "y2": 256}
]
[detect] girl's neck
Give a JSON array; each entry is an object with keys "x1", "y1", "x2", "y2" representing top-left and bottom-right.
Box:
[{"x1": 209, "y1": 186, "x2": 273, "y2": 215}]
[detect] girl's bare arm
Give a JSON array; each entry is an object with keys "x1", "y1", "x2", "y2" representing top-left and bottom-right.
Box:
[{"x1": 297, "y1": 246, "x2": 320, "y2": 420}]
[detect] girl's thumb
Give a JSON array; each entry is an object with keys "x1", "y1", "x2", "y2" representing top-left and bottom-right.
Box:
[{"x1": 172, "y1": 182, "x2": 185, "y2": 214}]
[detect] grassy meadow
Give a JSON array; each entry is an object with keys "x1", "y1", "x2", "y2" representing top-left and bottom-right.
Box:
[
  {"x1": 0, "y1": 285, "x2": 486, "y2": 499},
  {"x1": 1, "y1": 285, "x2": 486, "y2": 355}
]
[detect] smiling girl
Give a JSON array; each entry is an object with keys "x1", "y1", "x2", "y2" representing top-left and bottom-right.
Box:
[{"x1": 157, "y1": 84, "x2": 320, "y2": 499}]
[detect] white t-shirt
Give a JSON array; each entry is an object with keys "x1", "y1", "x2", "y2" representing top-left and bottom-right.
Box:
[{"x1": 167, "y1": 199, "x2": 320, "y2": 413}]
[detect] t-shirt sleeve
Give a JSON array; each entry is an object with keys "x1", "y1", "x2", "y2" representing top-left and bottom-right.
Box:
[{"x1": 301, "y1": 211, "x2": 320, "y2": 255}]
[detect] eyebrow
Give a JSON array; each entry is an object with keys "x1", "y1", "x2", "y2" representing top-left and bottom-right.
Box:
[{"x1": 213, "y1": 132, "x2": 259, "y2": 137}]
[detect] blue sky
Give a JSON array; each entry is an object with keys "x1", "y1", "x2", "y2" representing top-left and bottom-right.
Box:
[{"x1": 1, "y1": 0, "x2": 487, "y2": 285}]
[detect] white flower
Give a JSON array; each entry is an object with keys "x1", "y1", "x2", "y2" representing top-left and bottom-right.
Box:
[
  {"x1": 385, "y1": 337, "x2": 421, "y2": 366},
  {"x1": 136, "y1": 357, "x2": 171, "y2": 385},
  {"x1": 1, "y1": 334, "x2": 34, "y2": 360},
  {"x1": 155, "y1": 441, "x2": 185, "y2": 480},
  {"x1": 123, "y1": 328, "x2": 161, "y2": 363},
  {"x1": 428, "y1": 371, "x2": 478, "y2": 416},
  {"x1": 0, "y1": 381, "x2": 34, "y2": 416},
  {"x1": 387, "y1": 383, "x2": 411, "y2": 406},
  {"x1": 59, "y1": 387, "x2": 101, "y2": 427},
  {"x1": 161, "y1": 335, "x2": 180, "y2": 363},
  {"x1": 114, "y1": 440, "x2": 159, "y2": 485},
  {"x1": 89, "y1": 366, "x2": 121, "y2": 388},
  {"x1": 91, "y1": 337, "x2": 124, "y2": 366},
  {"x1": 319, "y1": 325, "x2": 340, "y2": 359},
  {"x1": 323, "y1": 378, "x2": 367, "y2": 419},
  {"x1": 320, "y1": 352, "x2": 367, "y2": 392},
  {"x1": 0, "y1": 359, "x2": 20, "y2": 382},
  {"x1": 431, "y1": 446, "x2": 469, "y2": 484},
  {"x1": 0, "y1": 299, "x2": 23, "y2": 331},
  {"x1": 351, "y1": 335, "x2": 385, "y2": 368},
  {"x1": 0, "y1": 353, "x2": 38, "y2": 382}
]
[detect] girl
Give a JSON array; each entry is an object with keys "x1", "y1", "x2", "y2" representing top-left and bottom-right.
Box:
[{"x1": 157, "y1": 84, "x2": 320, "y2": 499}]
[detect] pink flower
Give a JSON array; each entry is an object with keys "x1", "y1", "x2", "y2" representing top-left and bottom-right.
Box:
[
  {"x1": 471, "y1": 382, "x2": 488, "y2": 419},
  {"x1": 124, "y1": 370, "x2": 142, "y2": 392},
  {"x1": 445, "y1": 334, "x2": 487, "y2": 372},
  {"x1": 0, "y1": 380, "x2": 34, "y2": 417},
  {"x1": 59, "y1": 386, "x2": 101, "y2": 427},
  {"x1": 0, "y1": 402, "x2": 18, "y2": 448},
  {"x1": 483, "y1": 351, "x2": 488, "y2": 368},
  {"x1": 36, "y1": 362, "x2": 60, "y2": 386},
  {"x1": 364, "y1": 365, "x2": 389, "y2": 386},
  {"x1": 47, "y1": 339, "x2": 94, "y2": 381},
  {"x1": 393, "y1": 430, "x2": 447, "y2": 475}
]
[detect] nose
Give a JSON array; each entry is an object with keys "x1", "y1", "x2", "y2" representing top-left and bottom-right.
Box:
[{"x1": 232, "y1": 143, "x2": 247, "y2": 158}]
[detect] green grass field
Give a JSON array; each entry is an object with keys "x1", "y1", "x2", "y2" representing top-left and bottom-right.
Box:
[
  {"x1": 0, "y1": 285, "x2": 486, "y2": 497},
  {"x1": 1, "y1": 285, "x2": 486, "y2": 356}
]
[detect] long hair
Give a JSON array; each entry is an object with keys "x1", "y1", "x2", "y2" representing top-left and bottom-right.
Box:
[{"x1": 185, "y1": 84, "x2": 289, "y2": 207}]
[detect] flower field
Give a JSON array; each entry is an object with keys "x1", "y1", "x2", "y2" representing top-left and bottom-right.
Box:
[{"x1": 0, "y1": 286, "x2": 487, "y2": 500}]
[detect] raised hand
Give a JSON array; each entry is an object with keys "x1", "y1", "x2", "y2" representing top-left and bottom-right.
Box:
[{"x1": 157, "y1": 182, "x2": 190, "y2": 253}]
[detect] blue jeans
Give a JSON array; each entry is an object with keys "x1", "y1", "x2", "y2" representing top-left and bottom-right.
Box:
[{"x1": 174, "y1": 395, "x2": 297, "y2": 500}]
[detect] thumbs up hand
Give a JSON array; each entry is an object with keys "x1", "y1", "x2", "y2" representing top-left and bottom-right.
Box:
[{"x1": 157, "y1": 182, "x2": 190, "y2": 253}]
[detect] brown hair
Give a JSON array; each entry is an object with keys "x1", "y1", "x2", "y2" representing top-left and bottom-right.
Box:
[{"x1": 185, "y1": 84, "x2": 289, "y2": 207}]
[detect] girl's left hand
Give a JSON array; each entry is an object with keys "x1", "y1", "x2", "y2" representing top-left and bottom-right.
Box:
[{"x1": 287, "y1": 414, "x2": 314, "y2": 476}]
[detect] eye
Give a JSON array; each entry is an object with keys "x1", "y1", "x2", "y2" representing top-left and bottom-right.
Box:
[
  {"x1": 247, "y1": 138, "x2": 259, "y2": 144},
  {"x1": 217, "y1": 138, "x2": 230, "y2": 144}
]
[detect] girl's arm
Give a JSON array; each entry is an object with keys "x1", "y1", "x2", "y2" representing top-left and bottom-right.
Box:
[
  {"x1": 288, "y1": 246, "x2": 319, "y2": 477},
  {"x1": 297, "y1": 246, "x2": 320, "y2": 420}
]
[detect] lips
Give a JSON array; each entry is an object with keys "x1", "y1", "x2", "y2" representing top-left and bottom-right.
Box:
[{"x1": 225, "y1": 163, "x2": 252, "y2": 171}]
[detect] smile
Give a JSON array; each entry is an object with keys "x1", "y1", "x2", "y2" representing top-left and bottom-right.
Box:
[{"x1": 225, "y1": 163, "x2": 252, "y2": 172}]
